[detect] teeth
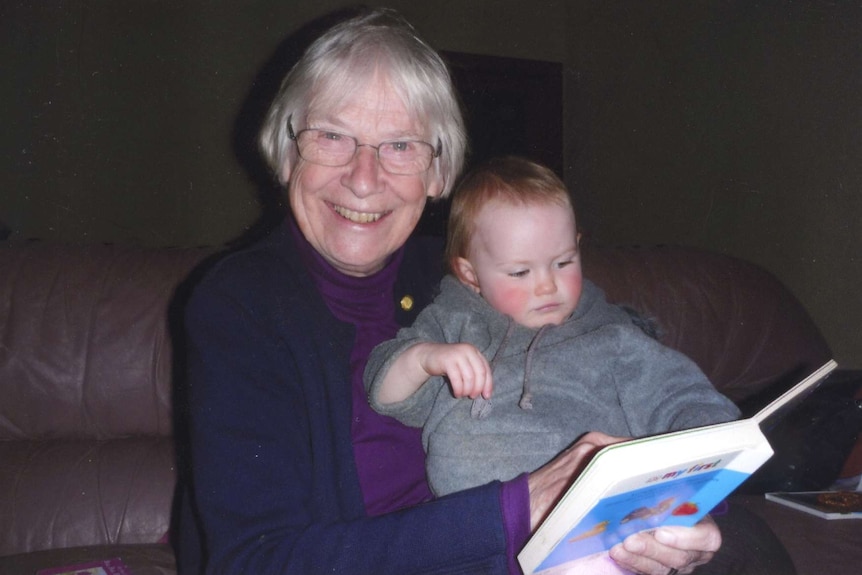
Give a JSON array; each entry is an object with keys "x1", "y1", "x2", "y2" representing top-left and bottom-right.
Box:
[{"x1": 333, "y1": 205, "x2": 384, "y2": 223}]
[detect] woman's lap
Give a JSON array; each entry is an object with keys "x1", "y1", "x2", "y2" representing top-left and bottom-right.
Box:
[{"x1": 699, "y1": 501, "x2": 796, "y2": 575}]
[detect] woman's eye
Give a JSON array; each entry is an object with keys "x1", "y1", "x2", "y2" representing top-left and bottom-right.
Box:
[
  {"x1": 320, "y1": 131, "x2": 343, "y2": 141},
  {"x1": 389, "y1": 141, "x2": 413, "y2": 153}
]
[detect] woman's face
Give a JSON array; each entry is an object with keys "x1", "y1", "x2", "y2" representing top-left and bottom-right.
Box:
[{"x1": 283, "y1": 73, "x2": 443, "y2": 277}]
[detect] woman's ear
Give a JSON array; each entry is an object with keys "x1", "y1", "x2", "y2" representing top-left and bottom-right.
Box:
[
  {"x1": 454, "y1": 257, "x2": 481, "y2": 293},
  {"x1": 426, "y1": 178, "x2": 444, "y2": 200},
  {"x1": 280, "y1": 145, "x2": 302, "y2": 185},
  {"x1": 280, "y1": 160, "x2": 292, "y2": 186}
]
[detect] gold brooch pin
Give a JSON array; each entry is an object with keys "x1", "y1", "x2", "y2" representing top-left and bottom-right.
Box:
[{"x1": 400, "y1": 295, "x2": 414, "y2": 311}]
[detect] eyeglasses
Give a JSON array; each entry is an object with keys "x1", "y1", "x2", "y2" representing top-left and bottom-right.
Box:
[{"x1": 288, "y1": 116, "x2": 441, "y2": 176}]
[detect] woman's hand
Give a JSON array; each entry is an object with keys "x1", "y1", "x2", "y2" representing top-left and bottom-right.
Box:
[
  {"x1": 527, "y1": 431, "x2": 722, "y2": 575},
  {"x1": 609, "y1": 515, "x2": 721, "y2": 575},
  {"x1": 527, "y1": 431, "x2": 624, "y2": 529}
]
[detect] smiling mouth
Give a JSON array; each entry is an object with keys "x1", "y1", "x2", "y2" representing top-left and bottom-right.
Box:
[{"x1": 332, "y1": 204, "x2": 387, "y2": 224}]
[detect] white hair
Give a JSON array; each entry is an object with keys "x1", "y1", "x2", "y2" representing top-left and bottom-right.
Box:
[{"x1": 259, "y1": 8, "x2": 467, "y2": 196}]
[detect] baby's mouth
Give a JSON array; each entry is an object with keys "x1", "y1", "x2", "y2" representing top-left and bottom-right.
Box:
[{"x1": 332, "y1": 204, "x2": 387, "y2": 223}]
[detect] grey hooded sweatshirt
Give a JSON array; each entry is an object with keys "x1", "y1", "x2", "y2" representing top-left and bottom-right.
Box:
[{"x1": 364, "y1": 275, "x2": 740, "y2": 496}]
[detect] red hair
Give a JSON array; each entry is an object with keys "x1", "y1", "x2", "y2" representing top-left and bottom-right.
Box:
[{"x1": 445, "y1": 156, "x2": 576, "y2": 276}]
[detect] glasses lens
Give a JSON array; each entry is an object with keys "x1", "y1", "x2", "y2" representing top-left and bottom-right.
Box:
[
  {"x1": 297, "y1": 130, "x2": 356, "y2": 167},
  {"x1": 378, "y1": 141, "x2": 434, "y2": 175},
  {"x1": 295, "y1": 129, "x2": 435, "y2": 174}
]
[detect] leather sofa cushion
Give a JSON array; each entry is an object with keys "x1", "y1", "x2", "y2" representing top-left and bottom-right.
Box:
[
  {"x1": 0, "y1": 437, "x2": 175, "y2": 556},
  {"x1": 0, "y1": 543, "x2": 176, "y2": 575}
]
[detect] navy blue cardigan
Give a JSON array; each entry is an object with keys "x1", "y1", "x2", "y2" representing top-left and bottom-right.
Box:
[{"x1": 176, "y1": 222, "x2": 511, "y2": 574}]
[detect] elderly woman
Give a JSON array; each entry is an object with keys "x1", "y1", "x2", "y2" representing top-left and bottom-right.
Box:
[{"x1": 177, "y1": 8, "x2": 790, "y2": 575}]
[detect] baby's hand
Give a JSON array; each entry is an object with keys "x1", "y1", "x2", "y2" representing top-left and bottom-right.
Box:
[{"x1": 417, "y1": 343, "x2": 493, "y2": 399}]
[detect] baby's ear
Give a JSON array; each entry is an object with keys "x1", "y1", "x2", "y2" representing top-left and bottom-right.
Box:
[{"x1": 454, "y1": 257, "x2": 481, "y2": 293}]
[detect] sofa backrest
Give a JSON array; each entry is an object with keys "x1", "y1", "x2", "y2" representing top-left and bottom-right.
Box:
[
  {"x1": 1, "y1": 241, "x2": 831, "y2": 439},
  {"x1": 581, "y1": 244, "x2": 832, "y2": 407},
  {"x1": 0, "y1": 244, "x2": 211, "y2": 442},
  {"x1": 0, "y1": 243, "x2": 212, "y2": 556}
]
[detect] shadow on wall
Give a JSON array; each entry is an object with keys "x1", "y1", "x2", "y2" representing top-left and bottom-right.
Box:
[{"x1": 227, "y1": 7, "x2": 367, "y2": 249}]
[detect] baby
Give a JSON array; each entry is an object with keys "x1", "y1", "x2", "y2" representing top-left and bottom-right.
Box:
[{"x1": 364, "y1": 156, "x2": 739, "y2": 496}]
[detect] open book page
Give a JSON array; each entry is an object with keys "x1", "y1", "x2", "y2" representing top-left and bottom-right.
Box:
[
  {"x1": 532, "y1": 451, "x2": 760, "y2": 573},
  {"x1": 520, "y1": 418, "x2": 772, "y2": 574},
  {"x1": 753, "y1": 360, "x2": 838, "y2": 427}
]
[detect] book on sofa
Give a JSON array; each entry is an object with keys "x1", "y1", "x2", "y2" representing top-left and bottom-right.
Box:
[
  {"x1": 35, "y1": 557, "x2": 131, "y2": 575},
  {"x1": 765, "y1": 491, "x2": 862, "y2": 520},
  {"x1": 518, "y1": 360, "x2": 838, "y2": 575}
]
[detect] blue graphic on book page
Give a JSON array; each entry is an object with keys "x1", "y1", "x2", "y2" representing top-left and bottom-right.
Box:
[{"x1": 535, "y1": 467, "x2": 750, "y2": 573}]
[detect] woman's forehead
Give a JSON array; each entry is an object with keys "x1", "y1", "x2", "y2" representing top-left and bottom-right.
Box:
[{"x1": 307, "y1": 67, "x2": 427, "y2": 133}]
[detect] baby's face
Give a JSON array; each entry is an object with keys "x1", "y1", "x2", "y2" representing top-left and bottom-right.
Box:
[{"x1": 457, "y1": 199, "x2": 582, "y2": 329}]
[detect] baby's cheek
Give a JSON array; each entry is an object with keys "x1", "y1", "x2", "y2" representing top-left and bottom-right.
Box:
[{"x1": 488, "y1": 285, "x2": 531, "y2": 318}]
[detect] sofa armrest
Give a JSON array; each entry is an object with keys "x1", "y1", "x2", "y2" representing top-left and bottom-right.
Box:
[{"x1": 581, "y1": 244, "x2": 832, "y2": 403}]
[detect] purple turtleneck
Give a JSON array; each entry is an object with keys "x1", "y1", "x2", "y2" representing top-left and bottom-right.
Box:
[
  {"x1": 290, "y1": 219, "x2": 531, "y2": 572},
  {"x1": 290, "y1": 220, "x2": 433, "y2": 514}
]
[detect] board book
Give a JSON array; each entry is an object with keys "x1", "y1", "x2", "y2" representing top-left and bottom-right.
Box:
[
  {"x1": 518, "y1": 360, "x2": 838, "y2": 575},
  {"x1": 35, "y1": 557, "x2": 131, "y2": 575},
  {"x1": 765, "y1": 490, "x2": 862, "y2": 520}
]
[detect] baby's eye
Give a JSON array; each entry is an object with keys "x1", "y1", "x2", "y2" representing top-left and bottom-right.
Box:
[
  {"x1": 556, "y1": 260, "x2": 574, "y2": 269},
  {"x1": 508, "y1": 270, "x2": 529, "y2": 278}
]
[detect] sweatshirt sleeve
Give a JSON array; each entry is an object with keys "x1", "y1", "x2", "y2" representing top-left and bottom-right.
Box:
[
  {"x1": 184, "y1": 266, "x2": 513, "y2": 575},
  {"x1": 613, "y1": 326, "x2": 741, "y2": 435},
  {"x1": 364, "y1": 298, "x2": 454, "y2": 428}
]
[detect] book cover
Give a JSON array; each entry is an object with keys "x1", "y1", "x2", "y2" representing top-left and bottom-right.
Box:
[
  {"x1": 35, "y1": 557, "x2": 132, "y2": 575},
  {"x1": 765, "y1": 491, "x2": 862, "y2": 520},
  {"x1": 518, "y1": 360, "x2": 837, "y2": 575}
]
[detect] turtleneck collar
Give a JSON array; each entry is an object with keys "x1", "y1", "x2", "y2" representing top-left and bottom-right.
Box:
[{"x1": 288, "y1": 215, "x2": 404, "y2": 326}]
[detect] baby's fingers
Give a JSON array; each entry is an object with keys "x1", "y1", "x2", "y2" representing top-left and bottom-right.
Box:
[
  {"x1": 448, "y1": 368, "x2": 480, "y2": 398},
  {"x1": 474, "y1": 357, "x2": 493, "y2": 399},
  {"x1": 460, "y1": 350, "x2": 492, "y2": 399}
]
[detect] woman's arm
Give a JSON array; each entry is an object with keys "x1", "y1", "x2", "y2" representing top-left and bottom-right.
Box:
[{"x1": 184, "y1": 270, "x2": 512, "y2": 575}]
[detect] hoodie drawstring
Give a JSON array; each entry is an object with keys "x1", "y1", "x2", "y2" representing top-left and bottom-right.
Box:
[
  {"x1": 470, "y1": 320, "x2": 550, "y2": 418},
  {"x1": 470, "y1": 319, "x2": 514, "y2": 419},
  {"x1": 519, "y1": 324, "x2": 550, "y2": 410}
]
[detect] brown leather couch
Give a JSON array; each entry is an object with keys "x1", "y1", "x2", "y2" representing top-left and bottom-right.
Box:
[{"x1": 0, "y1": 241, "x2": 858, "y2": 574}]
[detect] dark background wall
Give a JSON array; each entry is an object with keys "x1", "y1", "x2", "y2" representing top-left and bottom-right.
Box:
[{"x1": 2, "y1": 1, "x2": 859, "y2": 368}]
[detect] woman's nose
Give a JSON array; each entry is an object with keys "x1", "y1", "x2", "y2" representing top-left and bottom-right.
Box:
[{"x1": 342, "y1": 145, "x2": 381, "y2": 198}]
